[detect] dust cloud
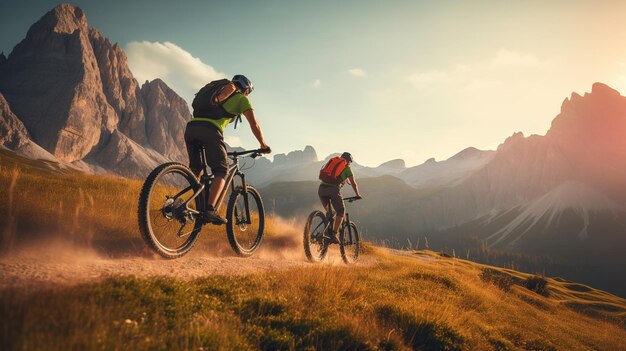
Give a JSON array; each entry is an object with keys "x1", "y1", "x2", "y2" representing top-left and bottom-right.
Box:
[{"x1": 0, "y1": 215, "x2": 355, "y2": 289}]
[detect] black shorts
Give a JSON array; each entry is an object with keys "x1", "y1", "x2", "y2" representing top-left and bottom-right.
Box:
[
  {"x1": 184, "y1": 121, "x2": 229, "y2": 177},
  {"x1": 318, "y1": 184, "x2": 345, "y2": 216}
]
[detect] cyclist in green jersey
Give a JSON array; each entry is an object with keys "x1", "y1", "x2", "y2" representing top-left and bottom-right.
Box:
[
  {"x1": 318, "y1": 152, "x2": 362, "y2": 243},
  {"x1": 184, "y1": 74, "x2": 270, "y2": 224}
]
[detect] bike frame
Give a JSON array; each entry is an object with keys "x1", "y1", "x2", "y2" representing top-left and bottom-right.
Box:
[
  {"x1": 195, "y1": 145, "x2": 254, "y2": 223},
  {"x1": 322, "y1": 196, "x2": 358, "y2": 244}
]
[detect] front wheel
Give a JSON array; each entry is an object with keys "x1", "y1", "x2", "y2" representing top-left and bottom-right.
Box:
[
  {"x1": 303, "y1": 211, "x2": 329, "y2": 262},
  {"x1": 138, "y1": 162, "x2": 203, "y2": 259},
  {"x1": 226, "y1": 186, "x2": 265, "y2": 257},
  {"x1": 340, "y1": 221, "x2": 360, "y2": 264}
]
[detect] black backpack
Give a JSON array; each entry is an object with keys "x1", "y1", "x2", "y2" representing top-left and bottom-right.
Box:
[{"x1": 192, "y1": 79, "x2": 238, "y2": 119}]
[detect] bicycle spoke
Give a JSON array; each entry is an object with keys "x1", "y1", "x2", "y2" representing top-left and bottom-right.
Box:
[
  {"x1": 304, "y1": 211, "x2": 329, "y2": 262},
  {"x1": 226, "y1": 186, "x2": 265, "y2": 256},
  {"x1": 340, "y1": 223, "x2": 359, "y2": 264},
  {"x1": 141, "y1": 165, "x2": 202, "y2": 255}
]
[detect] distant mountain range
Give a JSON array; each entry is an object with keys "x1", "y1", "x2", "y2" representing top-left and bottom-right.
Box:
[
  {"x1": 259, "y1": 83, "x2": 626, "y2": 295},
  {"x1": 2, "y1": 4, "x2": 625, "y2": 296}
]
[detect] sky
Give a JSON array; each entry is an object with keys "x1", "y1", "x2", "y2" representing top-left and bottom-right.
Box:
[{"x1": 2, "y1": 0, "x2": 626, "y2": 167}]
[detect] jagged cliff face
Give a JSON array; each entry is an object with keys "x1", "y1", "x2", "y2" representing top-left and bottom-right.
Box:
[
  {"x1": 0, "y1": 92, "x2": 30, "y2": 150},
  {"x1": 142, "y1": 79, "x2": 188, "y2": 162},
  {"x1": 0, "y1": 4, "x2": 190, "y2": 178},
  {"x1": 89, "y1": 27, "x2": 148, "y2": 146},
  {"x1": 0, "y1": 4, "x2": 116, "y2": 162},
  {"x1": 547, "y1": 83, "x2": 626, "y2": 199},
  {"x1": 0, "y1": 92, "x2": 58, "y2": 161}
]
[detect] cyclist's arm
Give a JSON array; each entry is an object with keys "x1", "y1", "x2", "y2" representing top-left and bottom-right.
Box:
[
  {"x1": 242, "y1": 109, "x2": 269, "y2": 150},
  {"x1": 347, "y1": 176, "x2": 361, "y2": 197}
]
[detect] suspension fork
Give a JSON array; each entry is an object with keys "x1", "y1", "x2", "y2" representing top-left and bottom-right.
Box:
[{"x1": 344, "y1": 212, "x2": 353, "y2": 244}]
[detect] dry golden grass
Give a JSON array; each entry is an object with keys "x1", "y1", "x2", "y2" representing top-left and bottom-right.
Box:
[
  {"x1": 1, "y1": 248, "x2": 624, "y2": 350},
  {"x1": 0, "y1": 149, "x2": 290, "y2": 255},
  {"x1": 1, "y1": 149, "x2": 625, "y2": 350}
]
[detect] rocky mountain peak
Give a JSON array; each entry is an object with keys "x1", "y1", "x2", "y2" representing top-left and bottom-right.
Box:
[
  {"x1": 378, "y1": 158, "x2": 405, "y2": 169},
  {"x1": 303, "y1": 145, "x2": 318, "y2": 161},
  {"x1": 0, "y1": 3, "x2": 114, "y2": 162},
  {"x1": 544, "y1": 83, "x2": 626, "y2": 199},
  {"x1": 0, "y1": 4, "x2": 189, "y2": 177},
  {"x1": 143, "y1": 78, "x2": 168, "y2": 91},
  {"x1": 274, "y1": 145, "x2": 318, "y2": 165},
  {"x1": 33, "y1": 3, "x2": 87, "y2": 36},
  {"x1": 141, "y1": 78, "x2": 189, "y2": 162},
  {"x1": 549, "y1": 83, "x2": 626, "y2": 139},
  {"x1": 591, "y1": 82, "x2": 620, "y2": 96},
  {"x1": 450, "y1": 147, "x2": 483, "y2": 161},
  {"x1": 497, "y1": 132, "x2": 525, "y2": 152}
]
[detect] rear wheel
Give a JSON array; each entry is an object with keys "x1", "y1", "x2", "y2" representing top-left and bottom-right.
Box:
[
  {"x1": 340, "y1": 221, "x2": 360, "y2": 264},
  {"x1": 138, "y1": 162, "x2": 203, "y2": 259},
  {"x1": 303, "y1": 210, "x2": 329, "y2": 262},
  {"x1": 226, "y1": 186, "x2": 265, "y2": 257}
]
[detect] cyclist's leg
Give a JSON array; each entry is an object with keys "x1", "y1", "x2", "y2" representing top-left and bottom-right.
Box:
[
  {"x1": 185, "y1": 123, "x2": 228, "y2": 224},
  {"x1": 329, "y1": 189, "x2": 345, "y2": 233},
  {"x1": 319, "y1": 185, "x2": 343, "y2": 242},
  {"x1": 184, "y1": 125, "x2": 207, "y2": 210},
  {"x1": 318, "y1": 184, "x2": 332, "y2": 213},
  {"x1": 184, "y1": 125, "x2": 203, "y2": 177},
  {"x1": 191, "y1": 124, "x2": 229, "y2": 209}
]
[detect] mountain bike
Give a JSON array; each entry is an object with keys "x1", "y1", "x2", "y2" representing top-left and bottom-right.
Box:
[
  {"x1": 138, "y1": 145, "x2": 269, "y2": 259},
  {"x1": 303, "y1": 197, "x2": 361, "y2": 264}
]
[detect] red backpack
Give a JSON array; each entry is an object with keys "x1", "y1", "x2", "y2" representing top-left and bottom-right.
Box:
[{"x1": 319, "y1": 157, "x2": 347, "y2": 184}]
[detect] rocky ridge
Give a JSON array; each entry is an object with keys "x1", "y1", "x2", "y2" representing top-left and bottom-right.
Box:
[{"x1": 0, "y1": 4, "x2": 188, "y2": 178}]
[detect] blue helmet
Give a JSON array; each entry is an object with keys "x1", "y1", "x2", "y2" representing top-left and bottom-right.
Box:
[
  {"x1": 232, "y1": 74, "x2": 254, "y2": 94},
  {"x1": 341, "y1": 152, "x2": 353, "y2": 163}
]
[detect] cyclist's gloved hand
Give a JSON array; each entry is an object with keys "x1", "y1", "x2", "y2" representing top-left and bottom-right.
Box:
[
  {"x1": 259, "y1": 145, "x2": 272, "y2": 154},
  {"x1": 355, "y1": 195, "x2": 363, "y2": 200}
]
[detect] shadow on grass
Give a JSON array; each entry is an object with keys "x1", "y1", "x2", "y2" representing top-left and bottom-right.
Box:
[
  {"x1": 239, "y1": 295, "x2": 373, "y2": 351},
  {"x1": 375, "y1": 304, "x2": 464, "y2": 351}
]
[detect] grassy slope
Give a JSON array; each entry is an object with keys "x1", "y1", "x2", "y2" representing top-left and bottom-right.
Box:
[
  {"x1": 1, "y1": 149, "x2": 625, "y2": 350},
  {"x1": 0, "y1": 149, "x2": 248, "y2": 254}
]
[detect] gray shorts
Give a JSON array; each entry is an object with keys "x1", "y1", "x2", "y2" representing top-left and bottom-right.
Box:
[
  {"x1": 184, "y1": 121, "x2": 229, "y2": 177},
  {"x1": 318, "y1": 184, "x2": 345, "y2": 216}
]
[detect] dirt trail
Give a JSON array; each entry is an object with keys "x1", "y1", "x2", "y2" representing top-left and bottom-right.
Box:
[{"x1": 0, "y1": 237, "x2": 359, "y2": 289}]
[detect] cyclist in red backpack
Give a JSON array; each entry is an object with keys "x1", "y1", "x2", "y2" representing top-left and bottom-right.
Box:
[
  {"x1": 318, "y1": 152, "x2": 362, "y2": 243},
  {"x1": 185, "y1": 74, "x2": 270, "y2": 224}
]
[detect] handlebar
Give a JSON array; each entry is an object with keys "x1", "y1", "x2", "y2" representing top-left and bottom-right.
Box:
[
  {"x1": 344, "y1": 196, "x2": 362, "y2": 203},
  {"x1": 227, "y1": 147, "x2": 271, "y2": 159}
]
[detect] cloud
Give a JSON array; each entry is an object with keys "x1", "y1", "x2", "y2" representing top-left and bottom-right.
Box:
[
  {"x1": 125, "y1": 41, "x2": 226, "y2": 101},
  {"x1": 491, "y1": 49, "x2": 540, "y2": 68},
  {"x1": 406, "y1": 70, "x2": 449, "y2": 89},
  {"x1": 313, "y1": 79, "x2": 322, "y2": 88},
  {"x1": 348, "y1": 68, "x2": 366, "y2": 77}
]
